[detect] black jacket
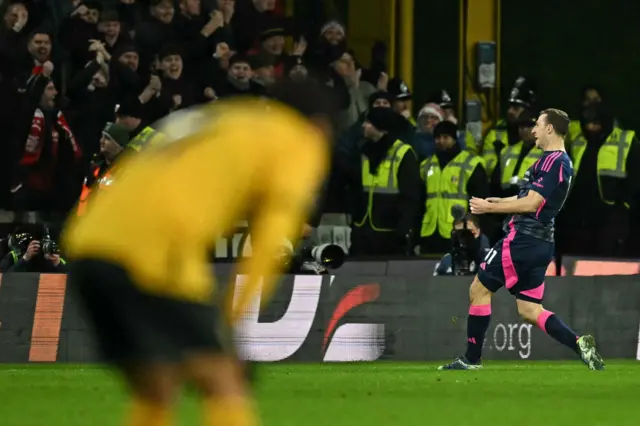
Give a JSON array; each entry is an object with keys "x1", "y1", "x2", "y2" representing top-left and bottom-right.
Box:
[{"x1": 0, "y1": 250, "x2": 67, "y2": 273}]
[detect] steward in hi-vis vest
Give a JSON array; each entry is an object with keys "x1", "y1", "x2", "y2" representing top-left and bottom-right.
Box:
[
  {"x1": 127, "y1": 125, "x2": 165, "y2": 152},
  {"x1": 419, "y1": 121, "x2": 490, "y2": 255},
  {"x1": 560, "y1": 104, "x2": 640, "y2": 256},
  {"x1": 490, "y1": 112, "x2": 543, "y2": 197},
  {"x1": 483, "y1": 76, "x2": 537, "y2": 177},
  {"x1": 77, "y1": 123, "x2": 129, "y2": 216},
  {"x1": 350, "y1": 107, "x2": 422, "y2": 256}
]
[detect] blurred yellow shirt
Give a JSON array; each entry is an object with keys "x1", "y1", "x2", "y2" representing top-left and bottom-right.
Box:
[{"x1": 62, "y1": 99, "x2": 329, "y2": 306}]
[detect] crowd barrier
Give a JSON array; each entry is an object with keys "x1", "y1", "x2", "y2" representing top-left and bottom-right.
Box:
[{"x1": 0, "y1": 264, "x2": 638, "y2": 363}]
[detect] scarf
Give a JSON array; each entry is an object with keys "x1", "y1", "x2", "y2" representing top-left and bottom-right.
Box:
[{"x1": 21, "y1": 108, "x2": 82, "y2": 166}]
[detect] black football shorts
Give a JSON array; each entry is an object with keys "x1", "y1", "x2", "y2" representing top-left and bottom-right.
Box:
[{"x1": 68, "y1": 259, "x2": 231, "y2": 367}]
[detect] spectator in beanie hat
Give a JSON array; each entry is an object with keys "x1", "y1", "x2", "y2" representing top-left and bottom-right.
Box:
[
  {"x1": 216, "y1": 53, "x2": 266, "y2": 97},
  {"x1": 115, "y1": 98, "x2": 144, "y2": 138},
  {"x1": 99, "y1": 9, "x2": 132, "y2": 54},
  {"x1": 113, "y1": 43, "x2": 139, "y2": 72},
  {"x1": 157, "y1": 44, "x2": 201, "y2": 111},
  {"x1": 410, "y1": 102, "x2": 445, "y2": 162},
  {"x1": 368, "y1": 90, "x2": 393, "y2": 109},
  {"x1": 319, "y1": 20, "x2": 346, "y2": 46},
  {"x1": 77, "y1": 122, "x2": 130, "y2": 217},
  {"x1": 250, "y1": 50, "x2": 276, "y2": 88},
  {"x1": 99, "y1": 122, "x2": 129, "y2": 165},
  {"x1": 335, "y1": 90, "x2": 394, "y2": 170}
]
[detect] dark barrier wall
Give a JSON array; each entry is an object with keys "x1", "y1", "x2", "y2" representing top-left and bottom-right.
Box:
[
  {"x1": 501, "y1": 0, "x2": 640, "y2": 128},
  {"x1": 0, "y1": 269, "x2": 639, "y2": 363}
]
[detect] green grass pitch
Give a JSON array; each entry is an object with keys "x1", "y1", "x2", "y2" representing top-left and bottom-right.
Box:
[{"x1": 1, "y1": 361, "x2": 638, "y2": 426}]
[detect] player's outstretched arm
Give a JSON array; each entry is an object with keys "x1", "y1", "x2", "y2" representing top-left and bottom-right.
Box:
[
  {"x1": 486, "y1": 196, "x2": 517, "y2": 203},
  {"x1": 226, "y1": 202, "x2": 307, "y2": 324},
  {"x1": 470, "y1": 191, "x2": 544, "y2": 215}
]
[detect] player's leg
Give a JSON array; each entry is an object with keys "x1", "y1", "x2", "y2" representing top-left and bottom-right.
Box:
[
  {"x1": 183, "y1": 353, "x2": 259, "y2": 426},
  {"x1": 69, "y1": 259, "x2": 184, "y2": 426},
  {"x1": 122, "y1": 363, "x2": 182, "y2": 426},
  {"x1": 439, "y1": 238, "x2": 506, "y2": 371},
  {"x1": 162, "y1": 298, "x2": 258, "y2": 426},
  {"x1": 464, "y1": 276, "x2": 494, "y2": 363},
  {"x1": 439, "y1": 275, "x2": 496, "y2": 370},
  {"x1": 515, "y1": 297, "x2": 604, "y2": 370}
]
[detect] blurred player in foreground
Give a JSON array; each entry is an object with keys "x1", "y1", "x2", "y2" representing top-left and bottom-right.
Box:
[
  {"x1": 439, "y1": 109, "x2": 605, "y2": 371},
  {"x1": 61, "y1": 80, "x2": 336, "y2": 426}
]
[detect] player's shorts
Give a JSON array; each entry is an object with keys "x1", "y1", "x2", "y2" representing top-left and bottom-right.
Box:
[
  {"x1": 477, "y1": 232, "x2": 553, "y2": 303},
  {"x1": 68, "y1": 259, "x2": 231, "y2": 367}
]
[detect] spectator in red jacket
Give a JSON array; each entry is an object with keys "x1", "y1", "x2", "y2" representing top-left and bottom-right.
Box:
[{"x1": 12, "y1": 63, "x2": 83, "y2": 216}]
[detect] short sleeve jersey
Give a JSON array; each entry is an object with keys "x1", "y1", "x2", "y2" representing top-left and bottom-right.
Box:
[{"x1": 508, "y1": 150, "x2": 573, "y2": 242}]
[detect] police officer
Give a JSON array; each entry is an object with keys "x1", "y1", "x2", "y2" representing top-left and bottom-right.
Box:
[
  {"x1": 560, "y1": 104, "x2": 640, "y2": 256},
  {"x1": 419, "y1": 121, "x2": 490, "y2": 255},
  {"x1": 427, "y1": 89, "x2": 478, "y2": 154},
  {"x1": 77, "y1": 123, "x2": 129, "y2": 216},
  {"x1": 490, "y1": 111, "x2": 542, "y2": 197},
  {"x1": 387, "y1": 77, "x2": 416, "y2": 126},
  {"x1": 350, "y1": 107, "x2": 422, "y2": 256},
  {"x1": 483, "y1": 76, "x2": 536, "y2": 177}
]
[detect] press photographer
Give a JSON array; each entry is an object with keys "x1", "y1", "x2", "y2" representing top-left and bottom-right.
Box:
[
  {"x1": 434, "y1": 207, "x2": 489, "y2": 276},
  {"x1": 0, "y1": 226, "x2": 67, "y2": 273}
]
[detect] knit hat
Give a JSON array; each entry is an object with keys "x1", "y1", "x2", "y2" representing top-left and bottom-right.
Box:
[
  {"x1": 116, "y1": 98, "x2": 142, "y2": 118},
  {"x1": 418, "y1": 103, "x2": 444, "y2": 121},
  {"x1": 82, "y1": 1, "x2": 103, "y2": 12},
  {"x1": 368, "y1": 90, "x2": 393, "y2": 108},
  {"x1": 158, "y1": 44, "x2": 182, "y2": 61},
  {"x1": 249, "y1": 51, "x2": 275, "y2": 70},
  {"x1": 113, "y1": 43, "x2": 137, "y2": 59},
  {"x1": 320, "y1": 20, "x2": 345, "y2": 37},
  {"x1": 433, "y1": 120, "x2": 458, "y2": 140},
  {"x1": 229, "y1": 53, "x2": 251, "y2": 67},
  {"x1": 102, "y1": 122, "x2": 130, "y2": 147},
  {"x1": 366, "y1": 107, "x2": 399, "y2": 133},
  {"x1": 100, "y1": 9, "x2": 119, "y2": 23},
  {"x1": 387, "y1": 77, "x2": 412, "y2": 100}
]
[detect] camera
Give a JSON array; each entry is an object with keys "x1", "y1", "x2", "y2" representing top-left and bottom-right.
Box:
[
  {"x1": 8, "y1": 231, "x2": 34, "y2": 257},
  {"x1": 289, "y1": 244, "x2": 346, "y2": 275},
  {"x1": 450, "y1": 206, "x2": 480, "y2": 276},
  {"x1": 41, "y1": 226, "x2": 60, "y2": 256}
]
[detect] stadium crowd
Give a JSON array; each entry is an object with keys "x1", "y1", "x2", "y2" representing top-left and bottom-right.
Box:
[{"x1": 0, "y1": 0, "x2": 639, "y2": 271}]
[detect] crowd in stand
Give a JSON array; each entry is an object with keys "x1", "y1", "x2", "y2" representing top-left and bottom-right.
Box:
[{"x1": 0, "y1": 0, "x2": 638, "y2": 263}]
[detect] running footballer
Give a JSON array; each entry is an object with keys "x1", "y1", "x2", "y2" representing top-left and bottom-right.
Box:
[
  {"x1": 61, "y1": 81, "x2": 335, "y2": 426},
  {"x1": 439, "y1": 108, "x2": 605, "y2": 371}
]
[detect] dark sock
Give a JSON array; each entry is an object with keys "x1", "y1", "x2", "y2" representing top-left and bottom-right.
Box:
[
  {"x1": 464, "y1": 304, "x2": 491, "y2": 363},
  {"x1": 537, "y1": 310, "x2": 579, "y2": 353}
]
